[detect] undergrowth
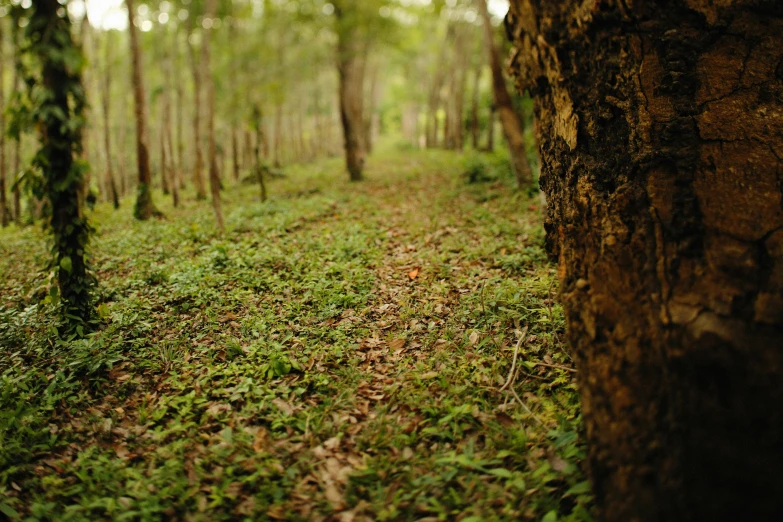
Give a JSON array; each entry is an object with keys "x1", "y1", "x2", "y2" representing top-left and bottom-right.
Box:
[{"x1": 0, "y1": 149, "x2": 590, "y2": 521}]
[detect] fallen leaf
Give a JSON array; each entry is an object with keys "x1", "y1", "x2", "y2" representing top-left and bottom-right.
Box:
[
  {"x1": 469, "y1": 331, "x2": 479, "y2": 345},
  {"x1": 388, "y1": 338, "x2": 405, "y2": 351},
  {"x1": 496, "y1": 412, "x2": 515, "y2": 427},
  {"x1": 324, "y1": 436, "x2": 341, "y2": 451},
  {"x1": 408, "y1": 268, "x2": 419, "y2": 280},
  {"x1": 272, "y1": 398, "x2": 295, "y2": 416},
  {"x1": 324, "y1": 483, "x2": 344, "y2": 508}
]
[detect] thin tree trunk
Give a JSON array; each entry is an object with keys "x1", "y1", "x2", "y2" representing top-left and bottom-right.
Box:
[
  {"x1": 364, "y1": 60, "x2": 379, "y2": 155},
  {"x1": 273, "y1": 103, "x2": 283, "y2": 168},
  {"x1": 334, "y1": 3, "x2": 366, "y2": 181},
  {"x1": 101, "y1": 31, "x2": 119, "y2": 209},
  {"x1": 11, "y1": 19, "x2": 22, "y2": 223},
  {"x1": 0, "y1": 18, "x2": 8, "y2": 227},
  {"x1": 162, "y1": 27, "x2": 178, "y2": 207},
  {"x1": 243, "y1": 128, "x2": 253, "y2": 168},
  {"x1": 232, "y1": 127, "x2": 240, "y2": 181},
  {"x1": 252, "y1": 105, "x2": 267, "y2": 202},
  {"x1": 186, "y1": 19, "x2": 206, "y2": 200},
  {"x1": 174, "y1": 26, "x2": 185, "y2": 191},
  {"x1": 470, "y1": 64, "x2": 481, "y2": 150},
  {"x1": 477, "y1": 0, "x2": 532, "y2": 190},
  {"x1": 508, "y1": 1, "x2": 783, "y2": 520},
  {"x1": 126, "y1": 0, "x2": 160, "y2": 220},
  {"x1": 486, "y1": 104, "x2": 495, "y2": 152},
  {"x1": 202, "y1": 0, "x2": 224, "y2": 232}
]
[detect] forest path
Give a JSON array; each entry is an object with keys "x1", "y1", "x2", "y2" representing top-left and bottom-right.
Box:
[{"x1": 0, "y1": 150, "x2": 589, "y2": 521}]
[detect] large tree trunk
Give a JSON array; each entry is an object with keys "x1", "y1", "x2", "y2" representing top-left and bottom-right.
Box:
[
  {"x1": 126, "y1": 0, "x2": 160, "y2": 220},
  {"x1": 202, "y1": 0, "x2": 224, "y2": 232},
  {"x1": 334, "y1": 2, "x2": 366, "y2": 181},
  {"x1": 478, "y1": 0, "x2": 533, "y2": 190},
  {"x1": 507, "y1": 1, "x2": 783, "y2": 520}
]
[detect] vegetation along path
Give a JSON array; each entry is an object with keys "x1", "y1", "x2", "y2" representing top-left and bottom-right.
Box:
[{"x1": 0, "y1": 150, "x2": 590, "y2": 521}]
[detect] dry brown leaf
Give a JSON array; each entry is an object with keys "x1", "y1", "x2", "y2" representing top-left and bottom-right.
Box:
[
  {"x1": 496, "y1": 412, "x2": 515, "y2": 427},
  {"x1": 469, "y1": 331, "x2": 479, "y2": 345},
  {"x1": 324, "y1": 483, "x2": 344, "y2": 508},
  {"x1": 253, "y1": 428, "x2": 268, "y2": 453},
  {"x1": 272, "y1": 398, "x2": 295, "y2": 416},
  {"x1": 324, "y1": 436, "x2": 341, "y2": 451},
  {"x1": 388, "y1": 338, "x2": 406, "y2": 351}
]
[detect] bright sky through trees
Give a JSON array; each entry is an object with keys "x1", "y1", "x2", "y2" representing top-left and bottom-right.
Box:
[{"x1": 81, "y1": 0, "x2": 510, "y2": 30}]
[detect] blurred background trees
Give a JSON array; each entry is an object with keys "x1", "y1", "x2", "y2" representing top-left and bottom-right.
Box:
[{"x1": 1, "y1": 0, "x2": 536, "y2": 222}]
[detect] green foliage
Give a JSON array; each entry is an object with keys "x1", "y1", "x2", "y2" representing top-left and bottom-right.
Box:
[
  {"x1": 17, "y1": 1, "x2": 95, "y2": 333},
  {"x1": 0, "y1": 150, "x2": 590, "y2": 520},
  {"x1": 461, "y1": 150, "x2": 513, "y2": 184}
]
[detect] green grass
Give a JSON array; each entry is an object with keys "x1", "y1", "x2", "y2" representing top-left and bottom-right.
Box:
[{"x1": 0, "y1": 149, "x2": 591, "y2": 521}]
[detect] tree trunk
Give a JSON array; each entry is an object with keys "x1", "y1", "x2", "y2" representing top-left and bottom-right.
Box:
[
  {"x1": 252, "y1": 105, "x2": 268, "y2": 202},
  {"x1": 507, "y1": 1, "x2": 783, "y2": 520},
  {"x1": 470, "y1": 64, "x2": 481, "y2": 150},
  {"x1": 364, "y1": 60, "x2": 379, "y2": 155},
  {"x1": 478, "y1": 0, "x2": 533, "y2": 190},
  {"x1": 30, "y1": 0, "x2": 94, "y2": 326},
  {"x1": 11, "y1": 19, "x2": 22, "y2": 224},
  {"x1": 202, "y1": 0, "x2": 224, "y2": 232},
  {"x1": 162, "y1": 27, "x2": 178, "y2": 208},
  {"x1": 0, "y1": 18, "x2": 8, "y2": 227},
  {"x1": 101, "y1": 31, "x2": 120, "y2": 209},
  {"x1": 175, "y1": 25, "x2": 185, "y2": 191},
  {"x1": 334, "y1": 3, "x2": 366, "y2": 181},
  {"x1": 126, "y1": 0, "x2": 160, "y2": 220},
  {"x1": 486, "y1": 105, "x2": 495, "y2": 152},
  {"x1": 232, "y1": 127, "x2": 240, "y2": 181},
  {"x1": 186, "y1": 19, "x2": 207, "y2": 200}
]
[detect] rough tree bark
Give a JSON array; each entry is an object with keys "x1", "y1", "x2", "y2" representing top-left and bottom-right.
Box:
[
  {"x1": 126, "y1": 0, "x2": 160, "y2": 220},
  {"x1": 477, "y1": 0, "x2": 533, "y2": 190},
  {"x1": 334, "y1": 1, "x2": 367, "y2": 181},
  {"x1": 202, "y1": 0, "x2": 225, "y2": 232},
  {"x1": 507, "y1": 1, "x2": 783, "y2": 520}
]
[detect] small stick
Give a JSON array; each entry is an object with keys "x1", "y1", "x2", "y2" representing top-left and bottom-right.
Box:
[
  {"x1": 510, "y1": 386, "x2": 544, "y2": 425},
  {"x1": 534, "y1": 362, "x2": 577, "y2": 373},
  {"x1": 500, "y1": 326, "x2": 529, "y2": 392}
]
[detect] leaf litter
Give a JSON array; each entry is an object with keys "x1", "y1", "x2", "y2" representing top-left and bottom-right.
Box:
[{"x1": 0, "y1": 150, "x2": 590, "y2": 520}]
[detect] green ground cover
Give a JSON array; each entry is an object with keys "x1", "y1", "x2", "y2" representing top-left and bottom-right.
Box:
[{"x1": 0, "y1": 149, "x2": 591, "y2": 521}]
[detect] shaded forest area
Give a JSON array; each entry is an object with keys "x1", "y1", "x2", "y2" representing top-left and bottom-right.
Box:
[{"x1": 2, "y1": 0, "x2": 783, "y2": 521}]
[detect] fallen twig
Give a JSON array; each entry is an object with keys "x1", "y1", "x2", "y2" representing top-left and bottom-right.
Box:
[
  {"x1": 500, "y1": 326, "x2": 529, "y2": 392},
  {"x1": 534, "y1": 362, "x2": 577, "y2": 373}
]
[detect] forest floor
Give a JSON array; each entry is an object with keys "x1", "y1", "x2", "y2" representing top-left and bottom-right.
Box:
[{"x1": 0, "y1": 149, "x2": 591, "y2": 521}]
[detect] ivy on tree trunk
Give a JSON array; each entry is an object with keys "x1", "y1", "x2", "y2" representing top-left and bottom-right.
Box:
[{"x1": 27, "y1": 0, "x2": 94, "y2": 332}]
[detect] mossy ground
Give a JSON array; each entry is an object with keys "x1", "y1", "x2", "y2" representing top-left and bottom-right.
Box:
[{"x1": 0, "y1": 149, "x2": 591, "y2": 521}]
